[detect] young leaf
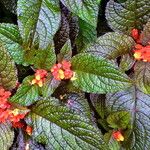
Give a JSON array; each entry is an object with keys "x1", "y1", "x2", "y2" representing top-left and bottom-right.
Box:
[
  {"x1": 134, "y1": 61, "x2": 150, "y2": 94},
  {"x1": 119, "y1": 54, "x2": 135, "y2": 71},
  {"x1": 17, "y1": 0, "x2": 61, "y2": 49},
  {"x1": 71, "y1": 53, "x2": 132, "y2": 93},
  {"x1": 0, "y1": 23, "x2": 24, "y2": 64},
  {"x1": 106, "y1": 86, "x2": 150, "y2": 149},
  {"x1": 0, "y1": 43, "x2": 17, "y2": 90},
  {"x1": 61, "y1": 0, "x2": 100, "y2": 27},
  {"x1": 85, "y1": 32, "x2": 134, "y2": 59},
  {"x1": 10, "y1": 76, "x2": 39, "y2": 106},
  {"x1": 107, "y1": 111, "x2": 131, "y2": 129},
  {"x1": 76, "y1": 18, "x2": 97, "y2": 52},
  {"x1": 27, "y1": 98, "x2": 108, "y2": 150},
  {"x1": 32, "y1": 44, "x2": 56, "y2": 70},
  {"x1": 106, "y1": 0, "x2": 150, "y2": 32}
]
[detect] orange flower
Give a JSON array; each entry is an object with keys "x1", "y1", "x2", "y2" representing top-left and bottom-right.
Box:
[
  {"x1": 51, "y1": 60, "x2": 74, "y2": 80},
  {"x1": 26, "y1": 125, "x2": 32, "y2": 135},
  {"x1": 31, "y1": 69, "x2": 48, "y2": 87},
  {"x1": 131, "y1": 28, "x2": 139, "y2": 41},
  {"x1": 112, "y1": 131, "x2": 124, "y2": 142}
]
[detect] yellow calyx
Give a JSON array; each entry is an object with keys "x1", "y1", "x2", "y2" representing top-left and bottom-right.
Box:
[
  {"x1": 31, "y1": 79, "x2": 37, "y2": 85},
  {"x1": 37, "y1": 80, "x2": 43, "y2": 87},
  {"x1": 134, "y1": 52, "x2": 142, "y2": 60},
  {"x1": 11, "y1": 109, "x2": 19, "y2": 116},
  {"x1": 35, "y1": 74, "x2": 41, "y2": 80},
  {"x1": 58, "y1": 69, "x2": 65, "y2": 79}
]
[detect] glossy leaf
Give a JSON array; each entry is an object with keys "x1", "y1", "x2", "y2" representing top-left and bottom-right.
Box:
[
  {"x1": 106, "y1": 86, "x2": 150, "y2": 149},
  {"x1": 71, "y1": 53, "x2": 132, "y2": 93},
  {"x1": 17, "y1": 0, "x2": 61, "y2": 49},
  {"x1": 0, "y1": 123, "x2": 14, "y2": 150},
  {"x1": 134, "y1": 61, "x2": 150, "y2": 94},
  {"x1": 85, "y1": 32, "x2": 134, "y2": 59},
  {"x1": 106, "y1": 0, "x2": 150, "y2": 32},
  {"x1": 76, "y1": 19, "x2": 97, "y2": 52},
  {"x1": 0, "y1": 43, "x2": 17, "y2": 90},
  {"x1": 61, "y1": 0, "x2": 100, "y2": 27},
  {"x1": 27, "y1": 98, "x2": 108, "y2": 150},
  {"x1": 0, "y1": 23, "x2": 24, "y2": 64},
  {"x1": 10, "y1": 76, "x2": 39, "y2": 106}
]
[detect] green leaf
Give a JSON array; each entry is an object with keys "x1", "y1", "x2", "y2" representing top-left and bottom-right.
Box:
[
  {"x1": 0, "y1": 43, "x2": 17, "y2": 90},
  {"x1": 17, "y1": 0, "x2": 61, "y2": 48},
  {"x1": 106, "y1": 0, "x2": 150, "y2": 32},
  {"x1": 27, "y1": 98, "x2": 108, "y2": 150},
  {"x1": 0, "y1": 123, "x2": 14, "y2": 150},
  {"x1": 71, "y1": 53, "x2": 132, "y2": 93},
  {"x1": 10, "y1": 76, "x2": 39, "y2": 106},
  {"x1": 134, "y1": 61, "x2": 150, "y2": 94},
  {"x1": 40, "y1": 74, "x2": 60, "y2": 98},
  {"x1": 85, "y1": 32, "x2": 134, "y2": 59},
  {"x1": 33, "y1": 44, "x2": 56, "y2": 70},
  {"x1": 141, "y1": 20, "x2": 150, "y2": 45},
  {"x1": 119, "y1": 54, "x2": 135, "y2": 71},
  {"x1": 61, "y1": 0, "x2": 100, "y2": 27},
  {"x1": 76, "y1": 18, "x2": 97, "y2": 52},
  {"x1": 0, "y1": 23, "x2": 24, "y2": 64},
  {"x1": 57, "y1": 40, "x2": 72, "y2": 62},
  {"x1": 106, "y1": 86, "x2": 150, "y2": 149},
  {"x1": 107, "y1": 111, "x2": 131, "y2": 129}
]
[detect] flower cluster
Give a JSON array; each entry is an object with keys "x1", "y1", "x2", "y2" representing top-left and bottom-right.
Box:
[
  {"x1": 51, "y1": 60, "x2": 74, "y2": 80},
  {"x1": 112, "y1": 130, "x2": 124, "y2": 142},
  {"x1": 131, "y1": 29, "x2": 150, "y2": 62},
  {"x1": 31, "y1": 69, "x2": 48, "y2": 87},
  {"x1": 0, "y1": 87, "x2": 27, "y2": 128}
]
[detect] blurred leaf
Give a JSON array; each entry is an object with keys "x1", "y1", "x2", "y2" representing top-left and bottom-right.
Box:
[
  {"x1": 10, "y1": 76, "x2": 39, "y2": 106},
  {"x1": 0, "y1": 23, "x2": 24, "y2": 64},
  {"x1": 26, "y1": 98, "x2": 108, "y2": 150},
  {"x1": 106, "y1": 0, "x2": 150, "y2": 32},
  {"x1": 71, "y1": 53, "x2": 132, "y2": 93},
  {"x1": 107, "y1": 111, "x2": 131, "y2": 129},
  {"x1": 85, "y1": 32, "x2": 134, "y2": 59},
  {"x1": 0, "y1": 43, "x2": 17, "y2": 90},
  {"x1": 106, "y1": 86, "x2": 150, "y2": 149},
  {"x1": 119, "y1": 54, "x2": 135, "y2": 71},
  {"x1": 0, "y1": 123, "x2": 14, "y2": 150},
  {"x1": 61, "y1": 0, "x2": 100, "y2": 27},
  {"x1": 76, "y1": 18, "x2": 97, "y2": 52},
  {"x1": 17, "y1": 0, "x2": 61, "y2": 49},
  {"x1": 1, "y1": 0, "x2": 17, "y2": 14},
  {"x1": 134, "y1": 61, "x2": 150, "y2": 94},
  {"x1": 141, "y1": 20, "x2": 150, "y2": 45}
]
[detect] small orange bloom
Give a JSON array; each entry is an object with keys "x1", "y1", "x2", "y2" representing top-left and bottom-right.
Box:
[
  {"x1": 112, "y1": 131, "x2": 124, "y2": 142},
  {"x1": 131, "y1": 29, "x2": 139, "y2": 41},
  {"x1": 51, "y1": 60, "x2": 74, "y2": 80},
  {"x1": 26, "y1": 126, "x2": 32, "y2": 135}
]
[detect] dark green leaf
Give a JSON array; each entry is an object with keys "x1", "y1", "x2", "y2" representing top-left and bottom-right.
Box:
[
  {"x1": 61, "y1": 0, "x2": 100, "y2": 27},
  {"x1": 106, "y1": 0, "x2": 150, "y2": 32},
  {"x1": 119, "y1": 54, "x2": 135, "y2": 71},
  {"x1": 27, "y1": 98, "x2": 108, "y2": 150},
  {"x1": 134, "y1": 61, "x2": 150, "y2": 94},
  {"x1": 71, "y1": 53, "x2": 132, "y2": 93},
  {"x1": 107, "y1": 111, "x2": 131, "y2": 129},
  {"x1": 76, "y1": 19, "x2": 97, "y2": 52},
  {"x1": 0, "y1": 23, "x2": 24, "y2": 64},
  {"x1": 17, "y1": 0, "x2": 61, "y2": 48},
  {"x1": 0, "y1": 43, "x2": 17, "y2": 90},
  {"x1": 0, "y1": 123, "x2": 14, "y2": 150},
  {"x1": 10, "y1": 76, "x2": 39, "y2": 106},
  {"x1": 106, "y1": 86, "x2": 150, "y2": 149},
  {"x1": 85, "y1": 32, "x2": 134, "y2": 59}
]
